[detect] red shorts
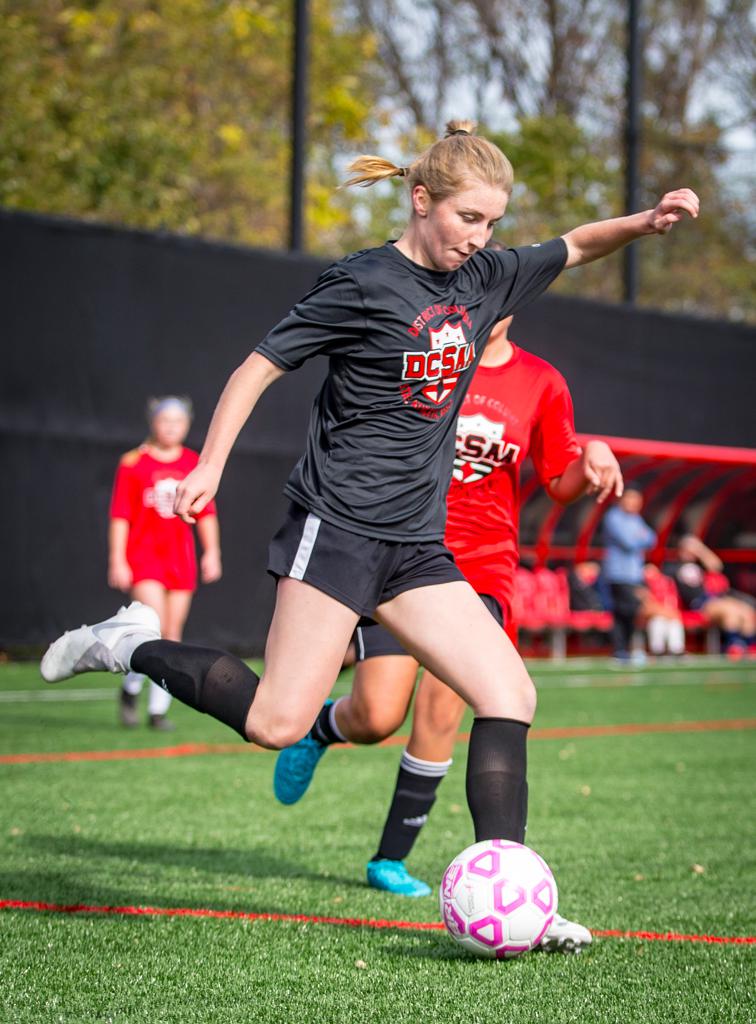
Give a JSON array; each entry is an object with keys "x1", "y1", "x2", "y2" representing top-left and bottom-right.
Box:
[{"x1": 129, "y1": 558, "x2": 197, "y2": 592}]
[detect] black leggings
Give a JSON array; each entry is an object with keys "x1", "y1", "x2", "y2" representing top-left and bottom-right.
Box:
[{"x1": 609, "y1": 583, "x2": 641, "y2": 654}]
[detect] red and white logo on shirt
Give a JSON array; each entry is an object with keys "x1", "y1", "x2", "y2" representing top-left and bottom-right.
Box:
[
  {"x1": 402, "y1": 320, "x2": 475, "y2": 406},
  {"x1": 144, "y1": 477, "x2": 180, "y2": 519},
  {"x1": 453, "y1": 412, "x2": 522, "y2": 483}
]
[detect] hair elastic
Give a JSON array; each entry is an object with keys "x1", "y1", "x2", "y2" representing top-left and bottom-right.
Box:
[{"x1": 146, "y1": 395, "x2": 193, "y2": 422}]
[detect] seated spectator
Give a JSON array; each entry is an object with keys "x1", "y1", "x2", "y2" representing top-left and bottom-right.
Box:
[
  {"x1": 674, "y1": 535, "x2": 755, "y2": 657},
  {"x1": 568, "y1": 561, "x2": 605, "y2": 611},
  {"x1": 602, "y1": 488, "x2": 657, "y2": 663},
  {"x1": 639, "y1": 564, "x2": 685, "y2": 657}
]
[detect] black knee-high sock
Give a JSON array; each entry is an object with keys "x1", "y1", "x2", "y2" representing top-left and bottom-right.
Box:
[
  {"x1": 373, "y1": 751, "x2": 451, "y2": 861},
  {"x1": 310, "y1": 701, "x2": 346, "y2": 747},
  {"x1": 466, "y1": 717, "x2": 529, "y2": 843},
  {"x1": 131, "y1": 640, "x2": 259, "y2": 740}
]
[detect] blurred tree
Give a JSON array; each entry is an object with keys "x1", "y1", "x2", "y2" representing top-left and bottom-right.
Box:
[
  {"x1": 0, "y1": 0, "x2": 752, "y2": 319},
  {"x1": 638, "y1": 0, "x2": 756, "y2": 319},
  {"x1": 349, "y1": 0, "x2": 755, "y2": 320},
  {"x1": 0, "y1": 0, "x2": 379, "y2": 247}
]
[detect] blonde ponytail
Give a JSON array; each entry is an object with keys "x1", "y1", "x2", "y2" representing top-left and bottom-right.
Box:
[
  {"x1": 343, "y1": 156, "x2": 408, "y2": 188},
  {"x1": 344, "y1": 120, "x2": 513, "y2": 199}
]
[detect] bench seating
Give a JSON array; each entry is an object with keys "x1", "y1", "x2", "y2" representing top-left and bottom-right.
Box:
[{"x1": 512, "y1": 566, "x2": 719, "y2": 659}]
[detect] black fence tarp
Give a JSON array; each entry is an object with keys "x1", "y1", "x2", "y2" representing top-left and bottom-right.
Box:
[{"x1": 2, "y1": 209, "x2": 754, "y2": 652}]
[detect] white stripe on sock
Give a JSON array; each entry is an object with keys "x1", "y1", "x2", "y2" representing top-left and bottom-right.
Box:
[
  {"x1": 290, "y1": 513, "x2": 322, "y2": 581},
  {"x1": 328, "y1": 697, "x2": 349, "y2": 743},
  {"x1": 400, "y1": 749, "x2": 453, "y2": 779}
]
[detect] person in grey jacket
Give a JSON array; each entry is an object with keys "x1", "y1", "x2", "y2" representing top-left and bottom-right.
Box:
[{"x1": 602, "y1": 487, "x2": 657, "y2": 662}]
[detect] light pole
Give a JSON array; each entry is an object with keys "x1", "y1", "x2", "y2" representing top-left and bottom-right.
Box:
[
  {"x1": 289, "y1": 0, "x2": 309, "y2": 251},
  {"x1": 624, "y1": 0, "x2": 642, "y2": 303}
]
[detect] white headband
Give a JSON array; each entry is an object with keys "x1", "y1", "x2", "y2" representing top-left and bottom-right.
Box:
[{"x1": 149, "y1": 397, "x2": 192, "y2": 419}]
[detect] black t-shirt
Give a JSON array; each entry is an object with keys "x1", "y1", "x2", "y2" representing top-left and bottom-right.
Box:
[
  {"x1": 257, "y1": 238, "x2": 568, "y2": 540},
  {"x1": 673, "y1": 560, "x2": 706, "y2": 609}
]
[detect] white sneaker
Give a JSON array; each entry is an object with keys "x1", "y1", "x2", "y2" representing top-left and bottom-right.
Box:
[
  {"x1": 41, "y1": 602, "x2": 161, "y2": 683},
  {"x1": 539, "y1": 912, "x2": 593, "y2": 953}
]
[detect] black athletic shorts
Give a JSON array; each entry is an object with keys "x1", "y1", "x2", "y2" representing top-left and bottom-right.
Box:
[
  {"x1": 354, "y1": 592, "x2": 505, "y2": 661},
  {"x1": 267, "y1": 502, "x2": 465, "y2": 617}
]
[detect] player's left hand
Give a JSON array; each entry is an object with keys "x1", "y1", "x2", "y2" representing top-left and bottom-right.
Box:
[
  {"x1": 201, "y1": 549, "x2": 223, "y2": 584},
  {"x1": 647, "y1": 188, "x2": 699, "y2": 234},
  {"x1": 582, "y1": 440, "x2": 623, "y2": 503}
]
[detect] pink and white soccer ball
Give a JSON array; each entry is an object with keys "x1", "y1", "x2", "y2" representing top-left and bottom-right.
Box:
[{"x1": 440, "y1": 839, "x2": 558, "y2": 959}]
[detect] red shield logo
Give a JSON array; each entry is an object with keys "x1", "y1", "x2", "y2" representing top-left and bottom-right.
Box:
[{"x1": 423, "y1": 320, "x2": 470, "y2": 405}]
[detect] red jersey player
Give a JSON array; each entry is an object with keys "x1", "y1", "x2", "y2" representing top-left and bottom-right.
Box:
[
  {"x1": 109, "y1": 396, "x2": 222, "y2": 729},
  {"x1": 273, "y1": 315, "x2": 622, "y2": 950}
]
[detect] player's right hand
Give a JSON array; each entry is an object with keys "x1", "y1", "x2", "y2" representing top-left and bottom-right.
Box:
[
  {"x1": 174, "y1": 463, "x2": 222, "y2": 523},
  {"x1": 108, "y1": 560, "x2": 133, "y2": 592}
]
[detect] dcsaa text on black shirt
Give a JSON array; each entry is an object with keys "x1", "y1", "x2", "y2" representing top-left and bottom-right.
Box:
[{"x1": 256, "y1": 238, "x2": 567, "y2": 541}]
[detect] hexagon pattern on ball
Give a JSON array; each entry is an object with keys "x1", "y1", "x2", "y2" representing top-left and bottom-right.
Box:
[{"x1": 439, "y1": 839, "x2": 558, "y2": 959}]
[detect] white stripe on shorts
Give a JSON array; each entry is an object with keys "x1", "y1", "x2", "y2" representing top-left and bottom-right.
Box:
[
  {"x1": 355, "y1": 626, "x2": 365, "y2": 661},
  {"x1": 290, "y1": 513, "x2": 322, "y2": 580}
]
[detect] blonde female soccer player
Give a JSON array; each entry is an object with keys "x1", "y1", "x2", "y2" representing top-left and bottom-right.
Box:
[
  {"x1": 272, "y1": 314, "x2": 622, "y2": 950},
  {"x1": 42, "y1": 121, "x2": 698, "y2": 955}
]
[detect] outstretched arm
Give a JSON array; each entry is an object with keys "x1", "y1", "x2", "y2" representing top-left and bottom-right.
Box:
[
  {"x1": 562, "y1": 189, "x2": 699, "y2": 268},
  {"x1": 682, "y1": 534, "x2": 723, "y2": 572},
  {"x1": 547, "y1": 440, "x2": 623, "y2": 506},
  {"x1": 175, "y1": 352, "x2": 285, "y2": 522}
]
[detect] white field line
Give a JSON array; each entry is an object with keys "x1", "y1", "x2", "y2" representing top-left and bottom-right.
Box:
[
  {"x1": 2, "y1": 666, "x2": 755, "y2": 703},
  {"x1": 527, "y1": 656, "x2": 749, "y2": 674},
  {"x1": 533, "y1": 673, "x2": 756, "y2": 690},
  {"x1": 0, "y1": 689, "x2": 115, "y2": 702}
]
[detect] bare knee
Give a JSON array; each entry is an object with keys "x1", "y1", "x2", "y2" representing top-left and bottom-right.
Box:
[
  {"x1": 162, "y1": 609, "x2": 190, "y2": 642},
  {"x1": 347, "y1": 701, "x2": 404, "y2": 744},
  {"x1": 519, "y1": 680, "x2": 537, "y2": 722},
  {"x1": 718, "y1": 609, "x2": 740, "y2": 632},
  {"x1": 245, "y1": 709, "x2": 309, "y2": 750},
  {"x1": 478, "y1": 673, "x2": 537, "y2": 723},
  {"x1": 417, "y1": 691, "x2": 465, "y2": 745}
]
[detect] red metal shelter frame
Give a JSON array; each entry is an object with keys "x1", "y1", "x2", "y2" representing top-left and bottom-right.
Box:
[{"x1": 519, "y1": 434, "x2": 756, "y2": 568}]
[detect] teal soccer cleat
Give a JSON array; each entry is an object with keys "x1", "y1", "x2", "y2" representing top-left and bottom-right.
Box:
[
  {"x1": 366, "y1": 859, "x2": 432, "y2": 897},
  {"x1": 273, "y1": 734, "x2": 328, "y2": 805}
]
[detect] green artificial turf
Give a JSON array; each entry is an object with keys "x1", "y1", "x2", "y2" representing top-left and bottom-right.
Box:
[{"x1": 1, "y1": 659, "x2": 754, "y2": 1023}]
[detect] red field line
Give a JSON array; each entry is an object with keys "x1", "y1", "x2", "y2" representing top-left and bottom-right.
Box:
[
  {"x1": 2, "y1": 898, "x2": 753, "y2": 946},
  {"x1": 2, "y1": 718, "x2": 755, "y2": 766},
  {"x1": 590, "y1": 928, "x2": 756, "y2": 946},
  {"x1": 529, "y1": 718, "x2": 756, "y2": 740},
  {"x1": 0, "y1": 742, "x2": 246, "y2": 765},
  {"x1": 0, "y1": 898, "x2": 442, "y2": 931}
]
